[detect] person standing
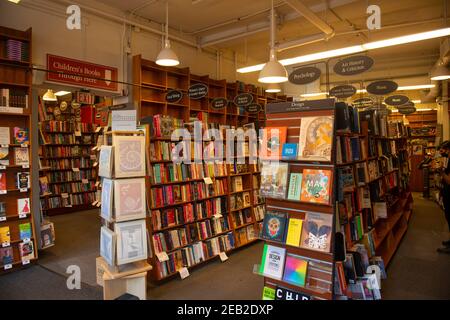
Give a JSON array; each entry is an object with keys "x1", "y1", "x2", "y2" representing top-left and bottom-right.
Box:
[{"x1": 437, "y1": 141, "x2": 450, "y2": 253}]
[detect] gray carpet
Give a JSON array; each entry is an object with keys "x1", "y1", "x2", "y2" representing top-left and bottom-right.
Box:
[
  {"x1": 382, "y1": 193, "x2": 450, "y2": 299},
  {"x1": 0, "y1": 194, "x2": 449, "y2": 300}
]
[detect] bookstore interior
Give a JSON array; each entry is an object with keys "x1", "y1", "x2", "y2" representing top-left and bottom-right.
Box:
[{"x1": 0, "y1": 0, "x2": 450, "y2": 302}]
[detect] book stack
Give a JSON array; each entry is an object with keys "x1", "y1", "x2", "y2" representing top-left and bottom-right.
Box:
[
  {"x1": 5, "y1": 39, "x2": 29, "y2": 61},
  {"x1": 0, "y1": 89, "x2": 28, "y2": 109}
]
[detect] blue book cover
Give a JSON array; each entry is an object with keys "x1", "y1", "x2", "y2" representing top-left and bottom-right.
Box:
[
  {"x1": 350, "y1": 137, "x2": 360, "y2": 161},
  {"x1": 282, "y1": 143, "x2": 298, "y2": 160},
  {"x1": 261, "y1": 211, "x2": 288, "y2": 243}
]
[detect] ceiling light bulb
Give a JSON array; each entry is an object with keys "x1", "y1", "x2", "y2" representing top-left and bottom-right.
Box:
[
  {"x1": 43, "y1": 89, "x2": 57, "y2": 101},
  {"x1": 54, "y1": 91, "x2": 71, "y2": 96},
  {"x1": 265, "y1": 83, "x2": 281, "y2": 93},
  {"x1": 156, "y1": 40, "x2": 180, "y2": 66},
  {"x1": 430, "y1": 63, "x2": 450, "y2": 81}
]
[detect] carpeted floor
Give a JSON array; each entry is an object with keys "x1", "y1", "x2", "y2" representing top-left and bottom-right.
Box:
[{"x1": 0, "y1": 193, "x2": 449, "y2": 300}]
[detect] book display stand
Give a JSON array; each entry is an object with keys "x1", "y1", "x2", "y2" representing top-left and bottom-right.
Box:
[
  {"x1": 97, "y1": 130, "x2": 151, "y2": 300},
  {"x1": 0, "y1": 26, "x2": 37, "y2": 274},
  {"x1": 256, "y1": 99, "x2": 338, "y2": 300}
]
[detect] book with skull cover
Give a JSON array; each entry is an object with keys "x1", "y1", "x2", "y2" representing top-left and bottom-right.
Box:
[{"x1": 261, "y1": 211, "x2": 288, "y2": 243}]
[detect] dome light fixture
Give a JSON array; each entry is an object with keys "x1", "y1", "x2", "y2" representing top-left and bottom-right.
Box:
[
  {"x1": 430, "y1": 61, "x2": 450, "y2": 81},
  {"x1": 265, "y1": 83, "x2": 281, "y2": 93},
  {"x1": 43, "y1": 89, "x2": 57, "y2": 101},
  {"x1": 258, "y1": 0, "x2": 288, "y2": 84},
  {"x1": 156, "y1": 1, "x2": 180, "y2": 67}
]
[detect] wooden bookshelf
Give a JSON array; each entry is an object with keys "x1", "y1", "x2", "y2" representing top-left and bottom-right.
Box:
[
  {"x1": 133, "y1": 55, "x2": 291, "y2": 281},
  {"x1": 0, "y1": 26, "x2": 37, "y2": 273}
]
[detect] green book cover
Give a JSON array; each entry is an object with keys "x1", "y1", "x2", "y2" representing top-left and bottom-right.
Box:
[
  {"x1": 154, "y1": 164, "x2": 161, "y2": 183},
  {"x1": 262, "y1": 286, "x2": 275, "y2": 300},
  {"x1": 259, "y1": 243, "x2": 268, "y2": 275},
  {"x1": 287, "y1": 173, "x2": 302, "y2": 200},
  {"x1": 356, "y1": 215, "x2": 363, "y2": 239}
]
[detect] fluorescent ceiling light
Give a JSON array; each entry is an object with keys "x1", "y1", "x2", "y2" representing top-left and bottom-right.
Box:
[
  {"x1": 54, "y1": 91, "x2": 71, "y2": 96},
  {"x1": 411, "y1": 100, "x2": 421, "y2": 104},
  {"x1": 398, "y1": 85, "x2": 435, "y2": 90},
  {"x1": 300, "y1": 92, "x2": 328, "y2": 97},
  {"x1": 8, "y1": 0, "x2": 21, "y2": 3},
  {"x1": 301, "y1": 85, "x2": 435, "y2": 98},
  {"x1": 430, "y1": 64, "x2": 450, "y2": 81},
  {"x1": 237, "y1": 27, "x2": 450, "y2": 73}
]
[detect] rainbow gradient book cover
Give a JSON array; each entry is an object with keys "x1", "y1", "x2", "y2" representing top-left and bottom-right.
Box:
[{"x1": 282, "y1": 254, "x2": 308, "y2": 287}]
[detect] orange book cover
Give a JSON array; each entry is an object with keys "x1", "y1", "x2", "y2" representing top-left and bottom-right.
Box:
[
  {"x1": 300, "y1": 169, "x2": 333, "y2": 205},
  {"x1": 260, "y1": 127, "x2": 287, "y2": 160},
  {"x1": 0, "y1": 173, "x2": 6, "y2": 192}
]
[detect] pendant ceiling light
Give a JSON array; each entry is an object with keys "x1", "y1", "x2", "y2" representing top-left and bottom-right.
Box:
[
  {"x1": 265, "y1": 83, "x2": 281, "y2": 93},
  {"x1": 156, "y1": 1, "x2": 180, "y2": 67},
  {"x1": 258, "y1": 0, "x2": 288, "y2": 83},
  {"x1": 43, "y1": 89, "x2": 57, "y2": 101},
  {"x1": 430, "y1": 61, "x2": 450, "y2": 81}
]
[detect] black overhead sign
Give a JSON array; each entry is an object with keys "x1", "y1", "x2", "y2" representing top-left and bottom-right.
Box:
[
  {"x1": 245, "y1": 103, "x2": 262, "y2": 114},
  {"x1": 288, "y1": 66, "x2": 321, "y2": 85},
  {"x1": 234, "y1": 93, "x2": 253, "y2": 107},
  {"x1": 366, "y1": 80, "x2": 398, "y2": 95},
  {"x1": 329, "y1": 85, "x2": 357, "y2": 99},
  {"x1": 334, "y1": 55, "x2": 374, "y2": 76},
  {"x1": 211, "y1": 97, "x2": 228, "y2": 110},
  {"x1": 188, "y1": 83, "x2": 208, "y2": 99},
  {"x1": 352, "y1": 98, "x2": 373, "y2": 108},
  {"x1": 266, "y1": 98, "x2": 335, "y2": 114},
  {"x1": 384, "y1": 95, "x2": 409, "y2": 106},
  {"x1": 166, "y1": 90, "x2": 183, "y2": 103},
  {"x1": 398, "y1": 101, "x2": 416, "y2": 115}
]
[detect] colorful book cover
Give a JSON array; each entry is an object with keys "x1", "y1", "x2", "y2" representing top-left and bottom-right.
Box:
[
  {"x1": 259, "y1": 244, "x2": 286, "y2": 280},
  {"x1": 260, "y1": 127, "x2": 287, "y2": 159},
  {"x1": 262, "y1": 286, "x2": 275, "y2": 300},
  {"x1": 0, "y1": 173, "x2": 6, "y2": 192},
  {"x1": 282, "y1": 143, "x2": 298, "y2": 160},
  {"x1": 287, "y1": 173, "x2": 302, "y2": 201},
  {"x1": 13, "y1": 127, "x2": 29, "y2": 144},
  {"x1": 19, "y1": 222, "x2": 32, "y2": 240},
  {"x1": 0, "y1": 147, "x2": 9, "y2": 165},
  {"x1": 0, "y1": 247, "x2": 13, "y2": 265},
  {"x1": 16, "y1": 172, "x2": 30, "y2": 189},
  {"x1": 19, "y1": 241, "x2": 34, "y2": 261},
  {"x1": 261, "y1": 211, "x2": 288, "y2": 243},
  {"x1": 282, "y1": 253, "x2": 308, "y2": 287},
  {"x1": 14, "y1": 147, "x2": 29, "y2": 166},
  {"x1": 300, "y1": 169, "x2": 332, "y2": 205},
  {"x1": 298, "y1": 116, "x2": 334, "y2": 162},
  {"x1": 0, "y1": 226, "x2": 11, "y2": 243},
  {"x1": 17, "y1": 198, "x2": 30, "y2": 215},
  {"x1": 285, "y1": 218, "x2": 303, "y2": 247},
  {"x1": 300, "y1": 212, "x2": 333, "y2": 253},
  {"x1": 39, "y1": 176, "x2": 50, "y2": 195},
  {"x1": 260, "y1": 162, "x2": 288, "y2": 199}
]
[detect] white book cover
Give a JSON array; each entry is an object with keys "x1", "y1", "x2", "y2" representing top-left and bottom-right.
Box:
[
  {"x1": 260, "y1": 244, "x2": 286, "y2": 280},
  {"x1": 100, "y1": 179, "x2": 114, "y2": 222},
  {"x1": 98, "y1": 146, "x2": 113, "y2": 178},
  {"x1": 0, "y1": 127, "x2": 10, "y2": 145},
  {"x1": 17, "y1": 198, "x2": 31, "y2": 215},
  {"x1": 298, "y1": 116, "x2": 334, "y2": 162}
]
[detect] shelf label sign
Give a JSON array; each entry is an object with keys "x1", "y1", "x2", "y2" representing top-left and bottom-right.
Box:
[
  {"x1": 22, "y1": 260, "x2": 30, "y2": 265},
  {"x1": 4, "y1": 264, "x2": 12, "y2": 270},
  {"x1": 329, "y1": 85, "x2": 357, "y2": 99},
  {"x1": 19, "y1": 213, "x2": 27, "y2": 219},
  {"x1": 234, "y1": 93, "x2": 253, "y2": 107},
  {"x1": 188, "y1": 83, "x2": 208, "y2": 100},
  {"x1": 47, "y1": 54, "x2": 118, "y2": 92},
  {"x1": 353, "y1": 98, "x2": 373, "y2": 108},
  {"x1": 0, "y1": 165, "x2": 5, "y2": 170},
  {"x1": 334, "y1": 55, "x2": 374, "y2": 76},
  {"x1": 219, "y1": 252, "x2": 228, "y2": 262},
  {"x1": 289, "y1": 66, "x2": 321, "y2": 85},
  {"x1": 0, "y1": 217, "x2": 6, "y2": 222},
  {"x1": 179, "y1": 267, "x2": 190, "y2": 280}
]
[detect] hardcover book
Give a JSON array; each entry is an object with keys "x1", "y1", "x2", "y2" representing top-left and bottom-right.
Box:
[
  {"x1": 259, "y1": 244, "x2": 286, "y2": 280},
  {"x1": 0, "y1": 147, "x2": 9, "y2": 165},
  {"x1": 16, "y1": 172, "x2": 30, "y2": 189},
  {"x1": 39, "y1": 176, "x2": 50, "y2": 195},
  {"x1": 14, "y1": 147, "x2": 29, "y2": 166},
  {"x1": 13, "y1": 127, "x2": 29, "y2": 144},
  {"x1": 113, "y1": 178, "x2": 146, "y2": 222},
  {"x1": 0, "y1": 202, "x2": 5, "y2": 219},
  {"x1": 298, "y1": 116, "x2": 334, "y2": 162},
  {"x1": 19, "y1": 241, "x2": 34, "y2": 261},
  {"x1": 0, "y1": 173, "x2": 6, "y2": 193},
  {"x1": 300, "y1": 212, "x2": 333, "y2": 253},
  {"x1": 0, "y1": 247, "x2": 13, "y2": 265},
  {"x1": 0, "y1": 127, "x2": 10, "y2": 145},
  {"x1": 260, "y1": 162, "x2": 288, "y2": 199},
  {"x1": 300, "y1": 169, "x2": 332, "y2": 205},
  {"x1": 17, "y1": 198, "x2": 30, "y2": 215},
  {"x1": 100, "y1": 226, "x2": 116, "y2": 267},
  {"x1": 98, "y1": 146, "x2": 114, "y2": 178},
  {"x1": 0, "y1": 226, "x2": 11, "y2": 243},
  {"x1": 261, "y1": 211, "x2": 288, "y2": 243},
  {"x1": 19, "y1": 222, "x2": 32, "y2": 240},
  {"x1": 282, "y1": 253, "x2": 308, "y2": 287},
  {"x1": 287, "y1": 173, "x2": 302, "y2": 201},
  {"x1": 260, "y1": 127, "x2": 287, "y2": 159},
  {"x1": 285, "y1": 218, "x2": 303, "y2": 247},
  {"x1": 100, "y1": 179, "x2": 114, "y2": 222},
  {"x1": 112, "y1": 135, "x2": 146, "y2": 178}
]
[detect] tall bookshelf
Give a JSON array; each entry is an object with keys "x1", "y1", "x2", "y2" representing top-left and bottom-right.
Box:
[
  {"x1": 133, "y1": 55, "x2": 289, "y2": 280},
  {"x1": 0, "y1": 26, "x2": 37, "y2": 273}
]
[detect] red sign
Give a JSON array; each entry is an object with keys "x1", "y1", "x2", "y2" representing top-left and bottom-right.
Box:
[{"x1": 47, "y1": 54, "x2": 118, "y2": 92}]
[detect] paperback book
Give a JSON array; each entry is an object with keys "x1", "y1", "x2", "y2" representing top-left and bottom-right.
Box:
[
  {"x1": 300, "y1": 169, "x2": 332, "y2": 205},
  {"x1": 260, "y1": 162, "x2": 288, "y2": 199},
  {"x1": 298, "y1": 116, "x2": 334, "y2": 162},
  {"x1": 287, "y1": 173, "x2": 302, "y2": 201},
  {"x1": 300, "y1": 212, "x2": 333, "y2": 253},
  {"x1": 285, "y1": 218, "x2": 303, "y2": 247},
  {"x1": 261, "y1": 211, "x2": 288, "y2": 243},
  {"x1": 19, "y1": 222, "x2": 32, "y2": 240},
  {"x1": 0, "y1": 147, "x2": 9, "y2": 165},
  {"x1": 260, "y1": 127, "x2": 287, "y2": 160},
  {"x1": 0, "y1": 247, "x2": 13, "y2": 265},
  {"x1": 282, "y1": 253, "x2": 308, "y2": 287},
  {"x1": 259, "y1": 244, "x2": 286, "y2": 280},
  {"x1": 14, "y1": 147, "x2": 29, "y2": 166},
  {"x1": 19, "y1": 241, "x2": 34, "y2": 261}
]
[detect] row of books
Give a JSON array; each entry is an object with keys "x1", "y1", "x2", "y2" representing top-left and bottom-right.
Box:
[
  {"x1": 0, "y1": 88, "x2": 28, "y2": 109},
  {"x1": 40, "y1": 191, "x2": 96, "y2": 210},
  {"x1": 0, "y1": 197, "x2": 30, "y2": 219},
  {"x1": 40, "y1": 146, "x2": 92, "y2": 158},
  {"x1": 151, "y1": 162, "x2": 225, "y2": 184},
  {"x1": 254, "y1": 205, "x2": 265, "y2": 221},
  {"x1": 42, "y1": 121, "x2": 97, "y2": 133},
  {"x1": 0, "y1": 127, "x2": 29, "y2": 145},
  {"x1": 156, "y1": 233, "x2": 235, "y2": 278},
  {"x1": 230, "y1": 192, "x2": 252, "y2": 211},
  {"x1": 151, "y1": 114, "x2": 185, "y2": 138},
  {"x1": 0, "y1": 223, "x2": 32, "y2": 244},
  {"x1": 41, "y1": 132, "x2": 94, "y2": 145},
  {"x1": 150, "y1": 182, "x2": 226, "y2": 208},
  {"x1": 0, "y1": 147, "x2": 30, "y2": 166},
  {"x1": 231, "y1": 208, "x2": 253, "y2": 227},
  {"x1": 0, "y1": 172, "x2": 30, "y2": 192},
  {"x1": 153, "y1": 215, "x2": 231, "y2": 253},
  {"x1": 41, "y1": 169, "x2": 97, "y2": 183},
  {"x1": 3, "y1": 39, "x2": 29, "y2": 62},
  {"x1": 0, "y1": 242, "x2": 34, "y2": 266},
  {"x1": 43, "y1": 181, "x2": 96, "y2": 194},
  {"x1": 41, "y1": 158, "x2": 93, "y2": 170},
  {"x1": 235, "y1": 224, "x2": 257, "y2": 247}
]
